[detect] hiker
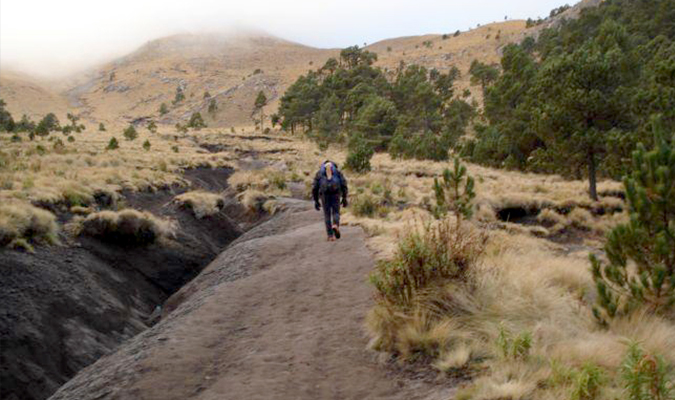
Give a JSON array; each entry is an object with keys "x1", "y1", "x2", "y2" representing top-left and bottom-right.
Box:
[{"x1": 312, "y1": 160, "x2": 348, "y2": 241}]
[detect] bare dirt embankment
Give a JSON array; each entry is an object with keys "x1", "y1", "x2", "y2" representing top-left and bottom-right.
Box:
[
  {"x1": 49, "y1": 200, "x2": 452, "y2": 400},
  {"x1": 0, "y1": 168, "x2": 250, "y2": 400}
]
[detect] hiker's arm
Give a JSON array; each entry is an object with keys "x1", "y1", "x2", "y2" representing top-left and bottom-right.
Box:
[
  {"x1": 312, "y1": 173, "x2": 320, "y2": 203},
  {"x1": 340, "y1": 172, "x2": 348, "y2": 200}
]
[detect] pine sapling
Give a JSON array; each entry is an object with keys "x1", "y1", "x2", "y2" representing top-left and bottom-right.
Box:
[
  {"x1": 433, "y1": 157, "x2": 476, "y2": 226},
  {"x1": 590, "y1": 125, "x2": 675, "y2": 323}
]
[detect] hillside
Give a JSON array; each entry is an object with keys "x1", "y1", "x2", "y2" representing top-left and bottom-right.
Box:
[
  {"x1": 0, "y1": 0, "x2": 605, "y2": 129},
  {"x1": 0, "y1": 71, "x2": 70, "y2": 121},
  {"x1": 66, "y1": 33, "x2": 338, "y2": 128}
]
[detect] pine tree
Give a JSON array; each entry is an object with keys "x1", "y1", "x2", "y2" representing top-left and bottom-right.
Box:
[
  {"x1": 123, "y1": 124, "x2": 138, "y2": 141},
  {"x1": 433, "y1": 157, "x2": 476, "y2": 225},
  {"x1": 254, "y1": 91, "x2": 267, "y2": 131},
  {"x1": 159, "y1": 103, "x2": 169, "y2": 115},
  {"x1": 187, "y1": 112, "x2": 206, "y2": 130},
  {"x1": 344, "y1": 135, "x2": 374, "y2": 173},
  {"x1": 591, "y1": 123, "x2": 675, "y2": 323},
  {"x1": 107, "y1": 137, "x2": 119, "y2": 150}
]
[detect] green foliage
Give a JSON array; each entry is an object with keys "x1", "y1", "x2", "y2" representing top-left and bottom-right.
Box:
[
  {"x1": 142, "y1": 139, "x2": 151, "y2": 151},
  {"x1": 107, "y1": 137, "x2": 119, "y2": 150},
  {"x1": 496, "y1": 324, "x2": 532, "y2": 359},
  {"x1": 474, "y1": 0, "x2": 675, "y2": 199},
  {"x1": 123, "y1": 124, "x2": 138, "y2": 141},
  {"x1": 469, "y1": 60, "x2": 499, "y2": 91},
  {"x1": 159, "y1": 103, "x2": 169, "y2": 115},
  {"x1": 433, "y1": 158, "x2": 476, "y2": 224},
  {"x1": 187, "y1": 112, "x2": 206, "y2": 130},
  {"x1": 147, "y1": 120, "x2": 157, "y2": 133},
  {"x1": 344, "y1": 135, "x2": 374, "y2": 173},
  {"x1": 65, "y1": 113, "x2": 84, "y2": 133},
  {"x1": 278, "y1": 46, "x2": 474, "y2": 160},
  {"x1": 98, "y1": 122, "x2": 106, "y2": 131},
  {"x1": 0, "y1": 99, "x2": 15, "y2": 132},
  {"x1": 15, "y1": 115, "x2": 35, "y2": 133},
  {"x1": 253, "y1": 90, "x2": 268, "y2": 131},
  {"x1": 35, "y1": 113, "x2": 60, "y2": 136},
  {"x1": 208, "y1": 99, "x2": 217, "y2": 114},
  {"x1": 172, "y1": 86, "x2": 185, "y2": 105},
  {"x1": 621, "y1": 341, "x2": 672, "y2": 400},
  {"x1": 570, "y1": 363, "x2": 606, "y2": 400},
  {"x1": 369, "y1": 218, "x2": 485, "y2": 307},
  {"x1": 591, "y1": 126, "x2": 675, "y2": 321}
]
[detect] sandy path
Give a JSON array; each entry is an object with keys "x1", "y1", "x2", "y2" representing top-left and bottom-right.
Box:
[{"x1": 50, "y1": 201, "x2": 449, "y2": 400}]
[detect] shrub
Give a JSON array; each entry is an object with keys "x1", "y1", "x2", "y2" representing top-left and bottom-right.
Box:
[
  {"x1": 107, "y1": 137, "x2": 119, "y2": 150},
  {"x1": 142, "y1": 139, "x2": 151, "y2": 151},
  {"x1": 159, "y1": 103, "x2": 169, "y2": 115},
  {"x1": 0, "y1": 203, "x2": 59, "y2": 247},
  {"x1": 147, "y1": 120, "x2": 157, "y2": 133},
  {"x1": 351, "y1": 194, "x2": 380, "y2": 218},
  {"x1": 570, "y1": 362, "x2": 605, "y2": 400},
  {"x1": 369, "y1": 218, "x2": 486, "y2": 307},
  {"x1": 98, "y1": 122, "x2": 106, "y2": 131},
  {"x1": 80, "y1": 209, "x2": 173, "y2": 246},
  {"x1": 172, "y1": 86, "x2": 185, "y2": 105},
  {"x1": 123, "y1": 124, "x2": 138, "y2": 141},
  {"x1": 187, "y1": 112, "x2": 206, "y2": 130},
  {"x1": 53, "y1": 138, "x2": 66, "y2": 153},
  {"x1": 344, "y1": 137, "x2": 374, "y2": 173},
  {"x1": 621, "y1": 341, "x2": 672, "y2": 400},
  {"x1": 591, "y1": 131, "x2": 675, "y2": 322}
]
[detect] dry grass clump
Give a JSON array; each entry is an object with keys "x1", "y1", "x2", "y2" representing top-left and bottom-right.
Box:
[
  {"x1": 173, "y1": 191, "x2": 224, "y2": 219},
  {"x1": 0, "y1": 202, "x2": 59, "y2": 248},
  {"x1": 366, "y1": 217, "x2": 675, "y2": 399},
  {"x1": 80, "y1": 209, "x2": 174, "y2": 245}
]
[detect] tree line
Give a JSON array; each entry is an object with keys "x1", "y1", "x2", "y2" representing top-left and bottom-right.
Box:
[
  {"x1": 466, "y1": 0, "x2": 675, "y2": 200},
  {"x1": 276, "y1": 46, "x2": 476, "y2": 162}
]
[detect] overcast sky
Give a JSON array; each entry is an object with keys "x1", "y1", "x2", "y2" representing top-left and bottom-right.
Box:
[{"x1": 1, "y1": 0, "x2": 570, "y2": 78}]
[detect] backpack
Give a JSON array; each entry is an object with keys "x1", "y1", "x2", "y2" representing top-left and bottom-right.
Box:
[{"x1": 319, "y1": 163, "x2": 342, "y2": 195}]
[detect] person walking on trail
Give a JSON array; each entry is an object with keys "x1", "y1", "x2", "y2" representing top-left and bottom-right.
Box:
[{"x1": 313, "y1": 160, "x2": 348, "y2": 241}]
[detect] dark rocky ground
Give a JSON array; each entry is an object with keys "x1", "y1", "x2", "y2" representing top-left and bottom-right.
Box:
[{"x1": 0, "y1": 167, "x2": 261, "y2": 400}]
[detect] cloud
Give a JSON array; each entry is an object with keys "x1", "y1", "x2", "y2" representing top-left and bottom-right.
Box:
[{"x1": 0, "y1": 0, "x2": 570, "y2": 78}]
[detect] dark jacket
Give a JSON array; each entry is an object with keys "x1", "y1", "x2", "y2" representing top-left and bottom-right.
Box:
[{"x1": 312, "y1": 161, "x2": 348, "y2": 203}]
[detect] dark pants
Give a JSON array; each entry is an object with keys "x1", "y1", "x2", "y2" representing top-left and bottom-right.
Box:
[{"x1": 322, "y1": 194, "x2": 341, "y2": 236}]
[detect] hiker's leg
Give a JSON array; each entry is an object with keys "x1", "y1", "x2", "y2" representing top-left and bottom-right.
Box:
[
  {"x1": 333, "y1": 200, "x2": 340, "y2": 228},
  {"x1": 322, "y1": 198, "x2": 333, "y2": 237}
]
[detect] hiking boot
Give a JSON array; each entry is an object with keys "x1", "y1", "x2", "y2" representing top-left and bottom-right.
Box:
[{"x1": 333, "y1": 225, "x2": 341, "y2": 239}]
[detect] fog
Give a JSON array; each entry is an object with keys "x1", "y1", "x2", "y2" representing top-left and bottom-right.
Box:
[{"x1": 0, "y1": 0, "x2": 570, "y2": 78}]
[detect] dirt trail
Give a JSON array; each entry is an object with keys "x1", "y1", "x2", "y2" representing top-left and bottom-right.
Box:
[{"x1": 49, "y1": 200, "x2": 451, "y2": 400}]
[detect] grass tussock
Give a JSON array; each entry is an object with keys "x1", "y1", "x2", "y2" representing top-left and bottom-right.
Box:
[
  {"x1": 80, "y1": 209, "x2": 174, "y2": 245},
  {"x1": 366, "y1": 216, "x2": 675, "y2": 399},
  {"x1": 173, "y1": 191, "x2": 224, "y2": 219},
  {"x1": 0, "y1": 202, "x2": 59, "y2": 247}
]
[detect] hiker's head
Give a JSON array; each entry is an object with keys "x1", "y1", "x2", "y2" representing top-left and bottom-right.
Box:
[{"x1": 324, "y1": 162, "x2": 334, "y2": 178}]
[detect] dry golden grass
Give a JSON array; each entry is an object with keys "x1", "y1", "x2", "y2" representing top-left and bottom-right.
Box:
[
  {"x1": 173, "y1": 191, "x2": 224, "y2": 219},
  {"x1": 79, "y1": 208, "x2": 175, "y2": 245},
  {"x1": 0, "y1": 201, "x2": 59, "y2": 247}
]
